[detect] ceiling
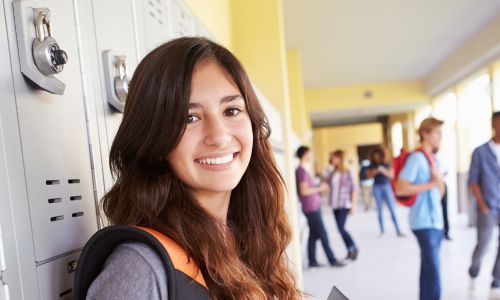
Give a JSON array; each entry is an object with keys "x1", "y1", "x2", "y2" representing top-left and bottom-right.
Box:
[
  {"x1": 283, "y1": 0, "x2": 500, "y2": 88},
  {"x1": 310, "y1": 101, "x2": 425, "y2": 127}
]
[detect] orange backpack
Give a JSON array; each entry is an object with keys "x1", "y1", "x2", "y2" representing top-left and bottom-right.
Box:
[{"x1": 74, "y1": 225, "x2": 209, "y2": 299}]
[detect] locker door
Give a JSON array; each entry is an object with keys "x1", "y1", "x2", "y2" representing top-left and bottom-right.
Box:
[
  {"x1": 136, "y1": 0, "x2": 171, "y2": 58},
  {"x1": 194, "y1": 21, "x2": 212, "y2": 39},
  {"x1": 168, "y1": 0, "x2": 194, "y2": 39},
  {"x1": 91, "y1": 0, "x2": 139, "y2": 194},
  {"x1": 0, "y1": 224, "x2": 8, "y2": 300},
  {"x1": 10, "y1": 0, "x2": 98, "y2": 264}
]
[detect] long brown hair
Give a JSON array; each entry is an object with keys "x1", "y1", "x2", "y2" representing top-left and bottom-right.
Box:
[{"x1": 102, "y1": 37, "x2": 299, "y2": 299}]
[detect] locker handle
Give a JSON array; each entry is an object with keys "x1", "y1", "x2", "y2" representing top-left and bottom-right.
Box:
[{"x1": 103, "y1": 50, "x2": 130, "y2": 113}]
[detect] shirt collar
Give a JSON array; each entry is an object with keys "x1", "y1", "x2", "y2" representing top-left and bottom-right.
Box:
[{"x1": 489, "y1": 139, "x2": 500, "y2": 159}]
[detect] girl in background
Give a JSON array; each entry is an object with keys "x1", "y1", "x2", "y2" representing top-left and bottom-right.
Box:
[
  {"x1": 367, "y1": 147, "x2": 404, "y2": 237},
  {"x1": 327, "y1": 150, "x2": 359, "y2": 260}
]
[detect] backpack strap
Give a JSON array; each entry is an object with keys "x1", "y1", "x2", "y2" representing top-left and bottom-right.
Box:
[
  {"x1": 74, "y1": 225, "x2": 209, "y2": 300},
  {"x1": 135, "y1": 226, "x2": 207, "y2": 288},
  {"x1": 414, "y1": 148, "x2": 436, "y2": 168}
]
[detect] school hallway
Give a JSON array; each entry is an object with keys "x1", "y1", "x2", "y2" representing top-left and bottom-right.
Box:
[{"x1": 301, "y1": 205, "x2": 498, "y2": 300}]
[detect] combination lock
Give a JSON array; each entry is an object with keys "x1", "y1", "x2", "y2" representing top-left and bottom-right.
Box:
[{"x1": 32, "y1": 11, "x2": 68, "y2": 75}]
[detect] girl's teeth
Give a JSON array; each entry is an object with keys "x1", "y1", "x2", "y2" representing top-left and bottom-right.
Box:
[{"x1": 199, "y1": 154, "x2": 233, "y2": 165}]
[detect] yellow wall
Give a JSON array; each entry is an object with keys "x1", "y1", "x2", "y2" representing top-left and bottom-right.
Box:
[
  {"x1": 184, "y1": 0, "x2": 303, "y2": 284},
  {"x1": 184, "y1": 0, "x2": 232, "y2": 49},
  {"x1": 305, "y1": 81, "x2": 430, "y2": 113},
  {"x1": 231, "y1": 0, "x2": 303, "y2": 284},
  {"x1": 231, "y1": 0, "x2": 289, "y2": 112},
  {"x1": 313, "y1": 123, "x2": 384, "y2": 173},
  {"x1": 287, "y1": 50, "x2": 312, "y2": 144}
]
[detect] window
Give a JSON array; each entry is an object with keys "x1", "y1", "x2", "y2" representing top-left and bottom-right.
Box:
[
  {"x1": 433, "y1": 92, "x2": 457, "y2": 124},
  {"x1": 391, "y1": 122, "x2": 403, "y2": 157},
  {"x1": 458, "y1": 73, "x2": 492, "y2": 153}
]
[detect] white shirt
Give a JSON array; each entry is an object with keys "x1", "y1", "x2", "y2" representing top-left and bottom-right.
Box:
[{"x1": 489, "y1": 140, "x2": 500, "y2": 166}]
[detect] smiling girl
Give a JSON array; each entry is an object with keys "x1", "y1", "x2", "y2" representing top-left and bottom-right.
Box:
[{"x1": 85, "y1": 37, "x2": 300, "y2": 299}]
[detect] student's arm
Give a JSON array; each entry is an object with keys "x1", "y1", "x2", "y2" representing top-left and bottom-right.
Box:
[
  {"x1": 365, "y1": 168, "x2": 378, "y2": 178},
  {"x1": 349, "y1": 171, "x2": 357, "y2": 213},
  {"x1": 470, "y1": 183, "x2": 489, "y2": 214},
  {"x1": 378, "y1": 165, "x2": 394, "y2": 179},
  {"x1": 350, "y1": 190, "x2": 357, "y2": 214},
  {"x1": 299, "y1": 181, "x2": 328, "y2": 196},
  {"x1": 87, "y1": 242, "x2": 166, "y2": 300},
  {"x1": 395, "y1": 179, "x2": 436, "y2": 196},
  {"x1": 395, "y1": 153, "x2": 441, "y2": 196},
  {"x1": 468, "y1": 149, "x2": 489, "y2": 214}
]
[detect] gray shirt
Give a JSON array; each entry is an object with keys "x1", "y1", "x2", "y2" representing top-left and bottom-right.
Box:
[{"x1": 86, "y1": 242, "x2": 168, "y2": 300}]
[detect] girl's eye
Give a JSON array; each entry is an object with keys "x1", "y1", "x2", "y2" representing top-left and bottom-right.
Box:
[
  {"x1": 225, "y1": 107, "x2": 242, "y2": 117},
  {"x1": 187, "y1": 114, "x2": 200, "y2": 123}
]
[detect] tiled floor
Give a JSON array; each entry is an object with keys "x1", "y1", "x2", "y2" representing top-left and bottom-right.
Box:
[{"x1": 300, "y1": 205, "x2": 498, "y2": 300}]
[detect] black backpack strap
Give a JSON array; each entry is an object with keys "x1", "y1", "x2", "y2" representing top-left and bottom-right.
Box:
[{"x1": 74, "y1": 225, "x2": 177, "y2": 300}]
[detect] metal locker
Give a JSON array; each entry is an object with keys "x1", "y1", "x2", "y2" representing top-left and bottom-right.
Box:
[
  {"x1": 136, "y1": 0, "x2": 171, "y2": 58},
  {"x1": 0, "y1": 225, "x2": 7, "y2": 300},
  {"x1": 194, "y1": 21, "x2": 212, "y2": 39},
  {"x1": 168, "y1": 0, "x2": 194, "y2": 39},
  {"x1": 1, "y1": 1, "x2": 40, "y2": 298},
  {"x1": 90, "y1": 0, "x2": 139, "y2": 195},
  {"x1": 7, "y1": 0, "x2": 99, "y2": 269},
  {"x1": 37, "y1": 252, "x2": 79, "y2": 300}
]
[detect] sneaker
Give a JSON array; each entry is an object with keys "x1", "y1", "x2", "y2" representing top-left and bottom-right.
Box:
[
  {"x1": 348, "y1": 249, "x2": 359, "y2": 261},
  {"x1": 329, "y1": 261, "x2": 347, "y2": 268},
  {"x1": 309, "y1": 262, "x2": 324, "y2": 268}
]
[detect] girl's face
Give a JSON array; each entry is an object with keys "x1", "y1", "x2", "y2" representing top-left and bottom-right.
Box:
[
  {"x1": 167, "y1": 60, "x2": 253, "y2": 198},
  {"x1": 331, "y1": 155, "x2": 340, "y2": 166}
]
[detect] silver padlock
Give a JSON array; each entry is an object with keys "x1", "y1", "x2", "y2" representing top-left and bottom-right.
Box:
[
  {"x1": 32, "y1": 11, "x2": 68, "y2": 75},
  {"x1": 114, "y1": 56, "x2": 130, "y2": 103}
]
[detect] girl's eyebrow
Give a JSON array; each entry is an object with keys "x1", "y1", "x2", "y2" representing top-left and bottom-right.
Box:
[{"x1": 188, "y1": 94, "x2": 244, "y2": 109}]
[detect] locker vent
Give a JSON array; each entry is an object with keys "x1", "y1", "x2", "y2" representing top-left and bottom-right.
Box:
[{"x1": 147, "y1": 0, "x2": 166, "y2": 25}]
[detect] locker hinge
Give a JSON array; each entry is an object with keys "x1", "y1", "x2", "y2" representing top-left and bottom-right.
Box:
[{"x1": 0, "y1": 270, "x2": 5, "y2": 286}]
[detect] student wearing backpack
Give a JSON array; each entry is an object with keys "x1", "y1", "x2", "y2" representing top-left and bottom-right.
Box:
[
  {"x1": 396, "y1": 117, "x2": 445, "y2": 300},
  {"x1": 366, "y1": 147, "x2": 404, "y2": 237},
  {"x1": 81, "y1": 37, "x2": 300, "y2": 299}
]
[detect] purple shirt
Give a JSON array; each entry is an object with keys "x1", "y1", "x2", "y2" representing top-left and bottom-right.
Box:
[{"x1": 295, "y1": 166, "x2": 321, "y2": 213}]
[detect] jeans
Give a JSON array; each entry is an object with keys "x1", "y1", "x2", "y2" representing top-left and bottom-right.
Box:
[
  {"x1": 333, "y1": 208, "x2": 356, "y2": 251},
  {"x1": 304, "y1": 209, "x2": 337, "y2": 265},
  {"x1": 372, "y1": 183, "x2": 401, "y2": 234},
  {"x1": 413, "y1": 228, "x2": 443, "y2": 300},
  {"x1": 469, "y1": 210, "x2": 500, "y2": 287}
]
